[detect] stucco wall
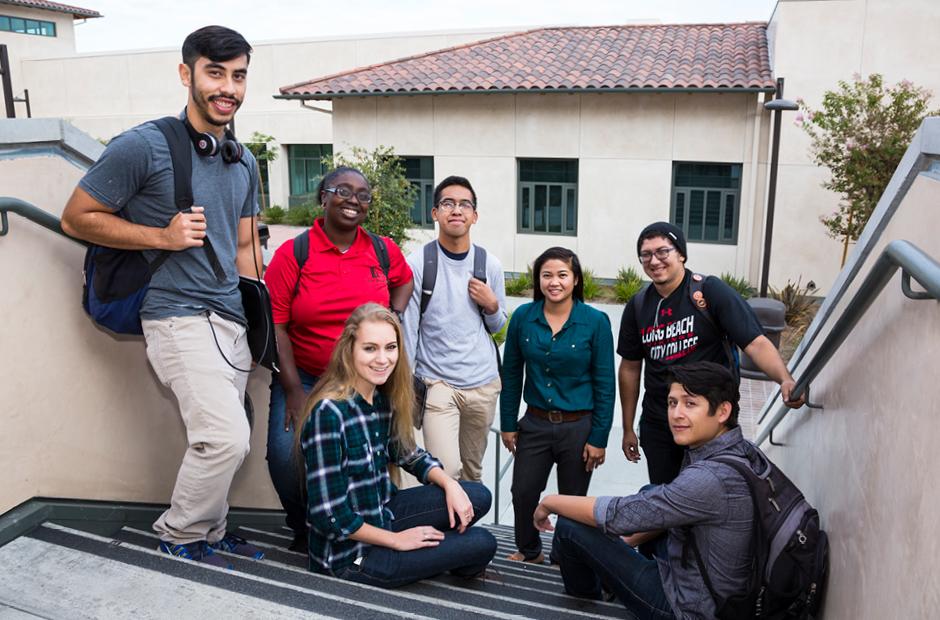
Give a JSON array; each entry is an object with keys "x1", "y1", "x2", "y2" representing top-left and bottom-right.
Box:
[
  {"x1": 337, "y1": 91, "x2": 766, "y2": 279},
  {"x1": 0, "y1": 153, "x2": 280, "y2": 516},
  {"x1": 769, "y1": 0, "x2": 940, "y2": 292},
  {"x1": 759, "y1": 111, "x2": 940, "y2": 619}
]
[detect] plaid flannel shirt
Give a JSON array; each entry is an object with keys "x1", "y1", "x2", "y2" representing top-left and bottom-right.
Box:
[{"x1": 301, "y1": 392, "x2": 442, "y2": 574}]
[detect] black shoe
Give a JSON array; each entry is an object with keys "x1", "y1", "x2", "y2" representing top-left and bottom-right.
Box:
[{"x1": 288, "y1": 531, "x2": 307, "y2": 553}]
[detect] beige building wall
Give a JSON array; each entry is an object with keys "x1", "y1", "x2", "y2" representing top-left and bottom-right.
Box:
[
  {"x1": 0, "y1": 151, "x2": 280, "y2": 516},
  {"x1": 769, "y1": 0, "x2": 940, "y2": 292},
  {"x1": 335, "y1": 90, "x2": 769, "y2": 279},
  {"x1": 762, "y1": 171, "x2": 940, "y2": 618},
  {"x1": 19, "y1": 28, "x2": 514, "y2": 210},
  {"x1": 0, "y1": 5, "x2": 78, "y2": 118}
]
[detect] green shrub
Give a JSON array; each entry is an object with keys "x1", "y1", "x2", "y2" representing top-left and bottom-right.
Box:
[
  {"x1": 719, "y1": 272, "x2": 755, "y2": 299},
  {"x1": 491, "y1": 311, "x2": 511, "y2": 346},
  {"x1": 769, "y1": 278, "x2": 817, "y2": 329},
  {"x1": 581, "y1": 268, "x2": 601, "y2": 301},
  {"x1": 261, "y1": 205, "x2": 286, "y2": 225},
  {"x1": 285, "y1": 204, "x2": 322, "y2": 227},
  {"x1": 505, "y1": 266, "x2": 533, "y2": 297},
  {"x1": 614, "y1": 267, "x2": 646, "y2": 303}
]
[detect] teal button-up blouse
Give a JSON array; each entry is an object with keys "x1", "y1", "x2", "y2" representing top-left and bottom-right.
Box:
[{"x1": 499, "y1": 299, "x2": 615, "y2": 448}]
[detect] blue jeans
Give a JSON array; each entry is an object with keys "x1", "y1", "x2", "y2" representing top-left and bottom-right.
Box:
[
  {"x1": 267, "y1": 368, "x2": 318, "y2": 536},
  {"x1": 336, "y1": 481, "x2": 497, "y2": 589},
  {"x1": 553, "y1": 516, "x2": 676, "y2": 619}
]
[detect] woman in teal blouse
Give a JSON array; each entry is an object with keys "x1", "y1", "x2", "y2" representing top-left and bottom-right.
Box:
[{"x1": 500, "y1": 247, "x2": 615, "y2": 563}]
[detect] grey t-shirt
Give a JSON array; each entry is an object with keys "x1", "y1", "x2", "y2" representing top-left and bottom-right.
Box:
[
  {"x1": 79, "y1": 120, "x2": 258, "y2": 323},
  {"x1": 402, "y1": 242, "x2": 508, "y2": 389}
]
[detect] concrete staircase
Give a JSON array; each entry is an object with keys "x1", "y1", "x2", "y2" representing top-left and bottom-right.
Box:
[{"x1": 0, "y1": 520, "x2": 631, "y2": 619}]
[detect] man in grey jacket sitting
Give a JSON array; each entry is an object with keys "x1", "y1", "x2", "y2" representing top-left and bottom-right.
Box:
[{"x1": 533, "y1": 362, "x2": 754, "y2": 619}]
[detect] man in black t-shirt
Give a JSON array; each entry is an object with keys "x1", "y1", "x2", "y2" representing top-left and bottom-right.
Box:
[{"x1": 617, "y1": 222, "x2": 803, "y2": 484}]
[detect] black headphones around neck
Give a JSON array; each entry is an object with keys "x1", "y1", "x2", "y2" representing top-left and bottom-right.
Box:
[{"x1": 182, "y1": 114, "x2": 244, "y2": 164}]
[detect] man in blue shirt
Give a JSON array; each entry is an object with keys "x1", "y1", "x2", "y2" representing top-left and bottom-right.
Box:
[
  {"x1": 533, "y1": 362, "x2": 755, "y2": 618},
  {"x1": 61, "y1": 26, "x2": 263, "y2": 568}
]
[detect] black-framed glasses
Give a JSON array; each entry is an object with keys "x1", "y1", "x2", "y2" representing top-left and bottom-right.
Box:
[
  {"x1": 638, "y1": 247, "x2": 678, "y2": 264},
  {"x1": 323, "y1": 186, "x2": 372, "y2": 204},
  {"x1": 436, "y1": 198, "x2": 476, "y2": 212}
]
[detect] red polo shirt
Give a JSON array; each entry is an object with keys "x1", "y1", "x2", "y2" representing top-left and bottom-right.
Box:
[{"x1": 265, "y1": 219, "x2": 412, "y2": 376}]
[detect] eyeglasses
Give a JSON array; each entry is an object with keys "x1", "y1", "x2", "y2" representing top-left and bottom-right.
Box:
[
  {"x1": 436, "y1": 198, "x2": 476, "y2": 213},
  {"x1": 323, "y1": 186, "x2": 372, "y2": 204},
  {"x1": 638, "y1": 247, "x2": 678, "y2": 264}
]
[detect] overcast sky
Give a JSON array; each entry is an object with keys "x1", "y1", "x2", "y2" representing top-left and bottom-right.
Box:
[{"x1": 74, "y1": 0, "x2": 779, "y2": 53}]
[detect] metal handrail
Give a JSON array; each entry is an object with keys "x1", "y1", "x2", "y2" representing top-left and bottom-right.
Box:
[
  {"x1": 0, "y1": 196, "x2": 85, "y2": 245},
  {"x1": 489, "y1": 426, "x2": 514, "y2": 525},
  {"x1": 756, "y1": 240, "x2": 940, "y2": 446}
]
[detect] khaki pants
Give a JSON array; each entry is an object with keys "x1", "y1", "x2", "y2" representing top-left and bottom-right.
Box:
[
  {"x1": 421, "y1": 377, "x2": 501, "y2": 482},
  {"x1": 142, "y1": 313, "x2": 251, "y2": 545}
]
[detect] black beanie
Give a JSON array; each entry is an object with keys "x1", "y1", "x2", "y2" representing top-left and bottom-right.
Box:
[{"x1": 636, "y1": 221, "x2": 687, "y2": 260}]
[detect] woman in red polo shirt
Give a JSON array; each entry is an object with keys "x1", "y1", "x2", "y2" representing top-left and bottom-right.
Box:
[{"x1": 264, "y1": 166, "x2": 413, "y2": 550}]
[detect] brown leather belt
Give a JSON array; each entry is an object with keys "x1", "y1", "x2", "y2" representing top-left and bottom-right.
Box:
[{"x1": 527, "y1": 406, "x2": 591, "y2": 424}]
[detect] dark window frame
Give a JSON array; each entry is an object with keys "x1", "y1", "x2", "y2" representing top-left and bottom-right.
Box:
[
  {"x1": 287, "y1": 144, "x2": 333, "y2": 208},
  {"x1": 517, "y1": 158, "x2": 578, "y2": 236},
  {"x1": 0, "y1": 15, "x2": 56, "y2": 37},
  {"x1": 670, "y1": 161, "x2": 742, "y2": 245},
  {"x1": 401, "y1": 156, "x2": 435, "y2": 229}
]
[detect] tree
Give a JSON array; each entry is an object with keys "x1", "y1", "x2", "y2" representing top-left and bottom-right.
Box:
[
  {"x1": 796, "y1": 74, "x2": 937, "y2": 265},
  {"x1": 323, "y1": 145, "x2": 416, "y2": 246},
  {"x1": 246, "y1": 132, "x2": 278, "y2": 211}
]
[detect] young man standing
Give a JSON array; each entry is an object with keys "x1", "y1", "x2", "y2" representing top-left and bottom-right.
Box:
[
  {"x1": 618, "y1": 222, "x2": 802, "y2": 484},
  {"x1": 402, "y1": 176, "x2": 508, "y2": 482},
  {"x1": 61, "y1": 26, "x2": 263, "y2": 567},
  {"x1": 533, "y1": 362, "x2": 756, "y2": 618}
]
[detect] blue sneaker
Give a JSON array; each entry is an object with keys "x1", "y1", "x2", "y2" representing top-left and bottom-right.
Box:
[
  {"x1": 210, "y1": 533, "x2": 264, "y2": 560},
  {"x1": 158, "y1": 540, "x2": 233, "y2": 569}
]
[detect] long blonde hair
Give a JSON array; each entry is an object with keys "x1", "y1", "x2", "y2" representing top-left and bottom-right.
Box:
[{"x1": 297, "y1": 303, "x2": 416, "y2": 454}]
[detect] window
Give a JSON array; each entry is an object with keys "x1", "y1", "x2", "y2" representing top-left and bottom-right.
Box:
[
  {"x1": 0, "y1": 15, "x2": 56, "y2": 37},
  {"x1": 288, "y1": 144, "x2": 332, "y2": 208},
  {"x1": 671, "y1": 162, "x2": 742, "y2": 244},
  {"x1": 402, "y1": 156, "x2": 434, "y2": 228},
  {"x1": 518, "y1": 159, "x2": 578, "y2": 235}
]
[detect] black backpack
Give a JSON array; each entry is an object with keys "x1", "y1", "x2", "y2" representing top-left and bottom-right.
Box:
[
  {"x1": 685, "y1": 446, "x2": 829, "y2": 619},
  {"x1": 632, "y1": 273, "x2": 741, "y2": 380},
  {"x1": 82, "y1": 117, "x2": 226, "y2": 335},
  {"x1": 290, "y1": 227, "x2": 390, "y2": 299}
]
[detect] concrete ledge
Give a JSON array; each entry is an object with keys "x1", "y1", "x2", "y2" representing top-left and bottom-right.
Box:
[{"x1": 0, "y1": 118, "x2": 104, "y2": 167}]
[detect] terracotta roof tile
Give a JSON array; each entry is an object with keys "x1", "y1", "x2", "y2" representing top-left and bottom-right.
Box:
[
  {"x1": 280, "y1": 23, "x2": 775, "y2": 99},
  {"x1": 0, "y1": 0, "x2": 101, "y2": 18}
]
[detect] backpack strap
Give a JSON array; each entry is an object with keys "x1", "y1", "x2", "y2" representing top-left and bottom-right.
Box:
[
  {"x1": 472, "y1": 245, "x2": 488, "y2": 284},
  {"x1": 683, "y1": 527, "x2": 724, "y2": 612},
  {"x1": 419, "y1": 241, "x2": 438, "y2": 317},
  {"x1": 291, "y1": 228, "x2": 310, "y2": 299},
  {"x1": 687, "y1": 274, "x2": 740, "y2": 382},
  {"x1": 471, "y1": 244, "x2": 502, "y2": 370},
  {"x1": 151, "y1": 116, "x2": 226, "y2": 283},
  {"x1": 631, "y1": 283, "x2": 651, "y2": 328},
  {"x1": 369, "y1": 232, "x2": 391, "y2": 283}
]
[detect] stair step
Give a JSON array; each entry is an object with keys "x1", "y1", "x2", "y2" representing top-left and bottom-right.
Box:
[{"x1": 4, "y1": 520, "x2": 628, "y2": 619}]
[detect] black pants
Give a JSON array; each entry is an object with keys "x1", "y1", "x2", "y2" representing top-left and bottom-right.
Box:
[
  {"x1": 511, "y1": 412, "x2": 593, "y2": 560},
  {"x1": 639, "y1": 415, "x2": 685, "y2": 485}
]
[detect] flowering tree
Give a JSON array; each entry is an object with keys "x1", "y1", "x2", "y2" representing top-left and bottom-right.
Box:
[{"x1": 796, "y1": 74, "x2": 937, "y2": 265}]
